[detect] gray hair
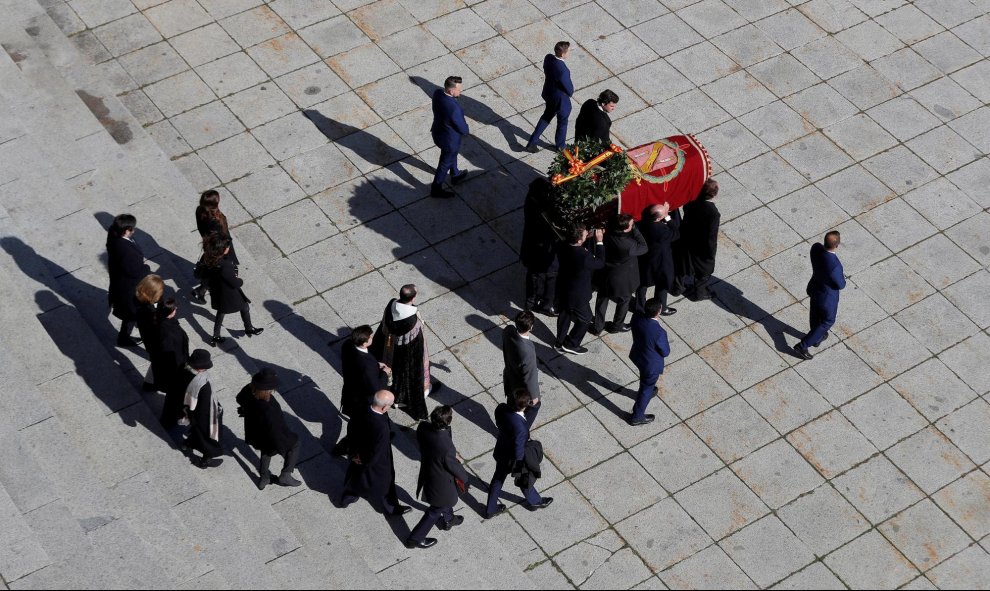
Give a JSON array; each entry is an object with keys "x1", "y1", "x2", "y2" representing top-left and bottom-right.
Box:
[{"x1": 372, "y1": 390, "x2": 394, "y2": 409}]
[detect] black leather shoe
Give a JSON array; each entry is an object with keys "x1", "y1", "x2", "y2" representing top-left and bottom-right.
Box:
[
  {"x1": 628, "y1": 414, "x2": 656, "y2": 426},
  {"x1": 389, "y1": 505, "x2": 412, "y2": 516},
  {"x1": 794, "y1": 345, "x2": 813, "y2": 360},
  {"x1": 607, "y1": 323, "x2": 631, "y2": 334},
  {"x1": 534, "y1": 304, "x2": 557, "y2": 317},
  {"x1": 660, "y1": 307, "x2": 677, "y2": 316},
  {"x1": 277, "y1": 473, "x2": 302, "y2": 487},
  {"x1": 197, "y1": 457, "x2": 223, "y2": 469},
  {"x1": 208, "y1": 336, "x2": 226, "y2": 347},
  {"x1": 116, "y1": 336, "x2": 141, "y2": 348},
  {"x1": 525, "y1": 144, "x2": 539, "y2": 153},
  {"x1": 451, "y1": 171, "x2": 469, "y2": 185},
  {"x1": 485, "y1": 504, "x2": 507, "y2": 519},
  {"x1": 405, "y1": 537, "x2": 437, "y2": 549},
  {"x1": 438, "y1": 515, "x2": 465, "y2": 530},
  {"x1": 588, "y1": 324, "x2": 603, "y2": 336},
  {"x1": 527, "y1": 497, "x2": 554, "y2": 511},
  {"x1": 257, "y1": 474, "x2": 270, "y2": 491},
  {"x1": 246, "y1": 327, "x2": 264, "y2": 337}
]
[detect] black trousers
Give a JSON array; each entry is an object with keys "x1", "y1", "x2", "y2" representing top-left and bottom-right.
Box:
[
  {"x1": 592, "y1": 293, "x2": 631, "y2": 332},
  {"x1": 259, "y1": 440, "x2": 300, "y2": 481},
  {"x1": 408, "y1": 505, "x2": 454, "y2": 542},
  {"x1": 635, "y1": 286, "x2": 668, "y2": 314},
  {"x1": 525, "y1": 271, "x2": 556, "y2": 310},
  {"x1": 555, "y1": 302, "x2": 591, "y2": 348},
  {"x1": 118, "y1": 319, "x2": 136, "y2": 340},
  {"x1": 213, "y1": 306, "x2": 253, "y2": 338},
  {"x1": 342, "y1": 463, "x2": 401, "y2": 514}
]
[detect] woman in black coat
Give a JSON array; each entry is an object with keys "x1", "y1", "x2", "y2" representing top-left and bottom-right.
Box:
[
  {"x1": 192, "y1": 190, "x2": 237, "y2": 303},
  {"x1": 202, "y1": 233, "x2": 262, "y2": 347},
  {"x1": 135, "y1": 274, "x2": 165, "y2": 390},
  {"x1": 155, "y1": 298, "x2": 190, "y2": 428},
  {"x1": 181, "y1": 349, "x2": 222, "y2": 468},
  {"x1": 106, "y1": 213, "x2": 150, "y2": 347},
  {"x1": 636, "y1": 204, "x2": 681, "y2": 316},
  {"x1": 405, "y1": 406, "x2": 470, "y2": 550},
  {"x1": 236, "y1": 368, "x2": 302, "y2": 490}
]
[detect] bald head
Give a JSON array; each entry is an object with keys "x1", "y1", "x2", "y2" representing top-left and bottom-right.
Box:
[
  {"x1": 647, "y1": 202, "x2": 670, "y2": 221},
  {"x1": 372, "y1": 390, "x2": 394, "y2": 411}
]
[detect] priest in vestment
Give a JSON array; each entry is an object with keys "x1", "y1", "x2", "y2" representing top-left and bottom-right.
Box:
[{"x1": 370, "y1": 285, "x2": 433, "y2": 420}]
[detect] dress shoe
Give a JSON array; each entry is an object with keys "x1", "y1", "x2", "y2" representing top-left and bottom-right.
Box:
[
  {"x1": 277, "y1": 473, "x2": 302, "y2": 487},
  {"x1": 588, "y1": 324, "x2": 603, "y2": 336},
  {"x1": 660, "y1": 307, "x2": 677, "y2": 316},
  {"x1": 628, "y1": 414, "x2": 655, "y2": 426},
  {"x1": 451, "y1": 171, "x2": 469, "y2": 185},
  {"x1": 389, "y1": 505, "x2": 412, "y2": 516},
  {"x1": 561, "y1": 344, "x2": 588, "y2": 355},
  {"x1": 526, "y1": 497, "x2": 554, "y2": 511},
  {"x1": 197, "y1": 457, "x2": 223, "y2": 469},
  {"x1": 524, "y1": 144, "x2": 539, "y2": 153},
  {"x1": 246, "y1": 327, "x2": 264, "y2": 337},
  {"x1": 208, "y1": 336, "x2": 226, "y2": 347},
  {"x1": 607, "y1": 323, "x2": 631, "y2": 334},
  {"x1": 485, "y1": 504, "x2": 507, "y2": 519},
  {"x1": 257, "y1": 474, "x2": 270, "y2": 491},
  {"x1": 794, "y1": 345, "x2": 813, "y2": 360},
  {"x1": 190, "y1": 289, "x2": 207, "y2": 304},
  {"x1": 535, "y1": 305, "x2": 557, "y2": 317},
  {"x1": 116, "y1": 336, "x2": 141, "y2": 348},
  {"x1": 405, "y1": 537, "x2": 437, "y2": 549},
  {"x1": 438, "y1": 515, "x2": 465, "y2": 530}
]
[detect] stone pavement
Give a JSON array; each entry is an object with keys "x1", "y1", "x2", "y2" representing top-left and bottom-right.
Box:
[{"x1": 0, "y1": 0, "x2": 988, "y2": 588}]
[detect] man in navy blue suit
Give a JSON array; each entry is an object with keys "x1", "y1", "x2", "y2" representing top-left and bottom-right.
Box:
[
  {"x1": 795, "y1": 231, "x2": 846, "y2": 360},
  {"x1": 485, "y1": 390, "x2": 552, "y2": 518},
  {"x1": 628, "y1": 298, "x2": 670, "y2": 426},
  {"x1": 525, "y1": 41, "x2": 574, "y2": 153},
  {"x1": 430, "y1": 76, "x2": 469, "y2": 199}
]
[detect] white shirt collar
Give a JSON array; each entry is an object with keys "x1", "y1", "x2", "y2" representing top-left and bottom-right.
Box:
[
  {"x1": 520, "y1": 333, "x2": 530, "y2": 340},
  {"x1": 392, "y1": 301, "x2": 417, "y2": 321},
  {"x1": 357, "y1": 346, "x2": 369, "y2": 353}
]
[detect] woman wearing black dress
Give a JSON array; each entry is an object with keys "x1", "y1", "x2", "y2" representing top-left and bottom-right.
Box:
[
  {"x1": 192, "y1": 190, "x2": 237, "y2": 303},
  {"x1": 181, "y1": 349, "x2": 223, "y2": 468},
  {"x1": 135, "y1": 274, "x2": 165, "y2": 391},
  {"x1": 155, "y1": 298, "x2": 190, "y2": 429},
  {"x1": 106, "y1": 214, "x2": 149, "y2": 347},
  {"x1": 202, "y1": 233, "x2": 262, "y2": 347}
]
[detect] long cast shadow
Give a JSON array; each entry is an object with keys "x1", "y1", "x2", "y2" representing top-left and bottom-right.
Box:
[{"x1": 710, "y1": 279, "x2": 804, "y2": 356}]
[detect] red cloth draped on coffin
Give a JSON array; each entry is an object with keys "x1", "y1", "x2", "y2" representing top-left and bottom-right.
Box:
[{"x1": 616, "y1": 134, "x2": 712, "y2": 220}]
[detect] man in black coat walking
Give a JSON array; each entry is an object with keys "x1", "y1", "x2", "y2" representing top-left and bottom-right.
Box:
[
  {"x1": 554, "y1": 223, "x2": 605, "y2": 355},
  {"x1": 340, "y1": 390, "x2": 411, "y2": 516},
  {"x1": 673, "y1": 179, "x2": 721, "y2": 300},
  {"x1": 574, "y1": 90, "x2": 618, "y2": 144},
  {"x1": 591, "y1": 214, "x2": 648, "y2": 335},
  {"x1": 406, "y1": 406, "x2": 470, "y2": 549},
  {"x1": 520, "y1": 178, "x2": 558, "y2": 316},
  {"x1": 334, "y1": 325, "x2": 391, "y2": 456},
  {"x1": 155, "y1": 299, "x2": 190, "y2": 430},
  {"x1": 237, "y1": 368, "x2": 302, "y2": 490},
  {"x1": 502, "y1": 311, "x2": 541, "y2": 428},
  {"x1": 485, "y1": 390, "x2": 552, "y2": 518},
  {"x1": 636, "y1": 203, "x2": 681, "y2": 316},
  {"x1": 106, "y1": 213, "x2": 150, "y2": 347}
]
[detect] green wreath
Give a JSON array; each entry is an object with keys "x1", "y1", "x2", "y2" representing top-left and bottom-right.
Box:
[{"x1": 547, "y1": 138, "x2": 632, "y2": 223}]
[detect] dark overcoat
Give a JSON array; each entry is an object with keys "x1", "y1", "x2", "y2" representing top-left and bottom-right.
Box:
[
  {"x1": 207, "y1": 256, "x2": 248, "y2": 314},
  {"x1": 156, "y1": 316, "x2": 189, "y2": 427},
  {"x1": 555, "y1": 242, "x2": 605, "y2": 309},
  {"x1": 195, "y1": 209, "x2": 238, "y2": 264},
  {"x1": 637, "y1": 210, "x2": 681, "y2": 290},
  {"x1": 347, "y1": 408, "x2": 395, "y2": 498},
  {"x1": 135, "y1": 302, "x2": 159, "y2": 352},
  {"x1": 574, "y1": 99, "x2": 611, "y2": 144},
  {"x1": 601, "y1": 227, "x2": 648, "y2": 298},
  {"x1": 236, "y1": 386, "x2": 299, "y2": 456},
  {"x1": 340, "y1": 342, "x2": 387, "y2": 418},
  {"x1": 492, "y1": 403, "x2": 529, "y2": 464},
  {"x1": 185, "y1": 378, "x2": 222, "y2": 458},
  {"x1": 415, "y1": 422, "x2": 469, "y2": 508},
  {"x1": 520, "y1": 179, "x2": 558, "y2": 273},
  {"x1": 107, "y1": 235, "x2": 147, "y2": 320},
  {"x1": 679, "y1": 199, "x2": 720, "y2": 278},
  {"x1": 502, "y1": 325, "x2": 539, "y2": 400}
]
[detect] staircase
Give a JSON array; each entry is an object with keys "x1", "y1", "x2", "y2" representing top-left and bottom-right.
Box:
[{"x1": 0, "y1": 1, "x2": 558, "y2": 588}]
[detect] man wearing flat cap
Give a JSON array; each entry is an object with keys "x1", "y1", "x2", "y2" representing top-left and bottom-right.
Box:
[{"x1": 237, "y1": 367, "x2": 302, "y2": 490}]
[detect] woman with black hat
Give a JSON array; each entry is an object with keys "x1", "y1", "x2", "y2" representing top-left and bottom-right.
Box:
[
  {"x1": 182, "y1": 349, "x2": 223, "y2": 468},
  {"x1": 236, "y1": 368, "x2": 302, "y2": 490},
  {"x1": 202, "y1": 233, "x2": 263, "y2": 347}
]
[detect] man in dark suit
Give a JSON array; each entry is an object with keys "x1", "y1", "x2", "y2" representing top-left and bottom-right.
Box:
[
  {"x1": 333, "y1": 325, "x2": 390, "y2": 456},
  {"x1": 628, "y1": 298, "x2": 671, "y2": 426},
  {"x1": 406, "y1": 405, "x2": 469, "y2": 549},
  {"x1": 525, "y1": 41, "x2": 574, "y2": 153},
  {"x1": 340, "y1": 390, "x2": 411, "y2": 516},
  {"x1": 636, "y1": 203, "x2": 681, "y2": 316},
  {"x1": 574, "y1": 89, "x2": 618, "y2": 144},
  {"x1": 502, "y1": 311, "x2": 541, "y2": 428},
  {"x1": 673, "y1": 179, "x2": 720, "y2": 300},
  {"x1": 521, "y1": 177, "x2": 558, "y2": 315},
  {"x1": 485, "y1": 390, "x2": 552, "y2": 518},
  {"x1": 555, "y1": 223, "x2": 606, "y2": 355},
  {"x1": 430, "y1": 75, "x2": 469, "y2": 199},
  {"x1": 106, "y1": 213, "x2": 150, "y2": 347},
  {"x1": 795, "y1": 231, "x2": 846, "y2": 360},
  {"x1": 591, "y1": 214, "x2": 648, "y2": 335}
]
